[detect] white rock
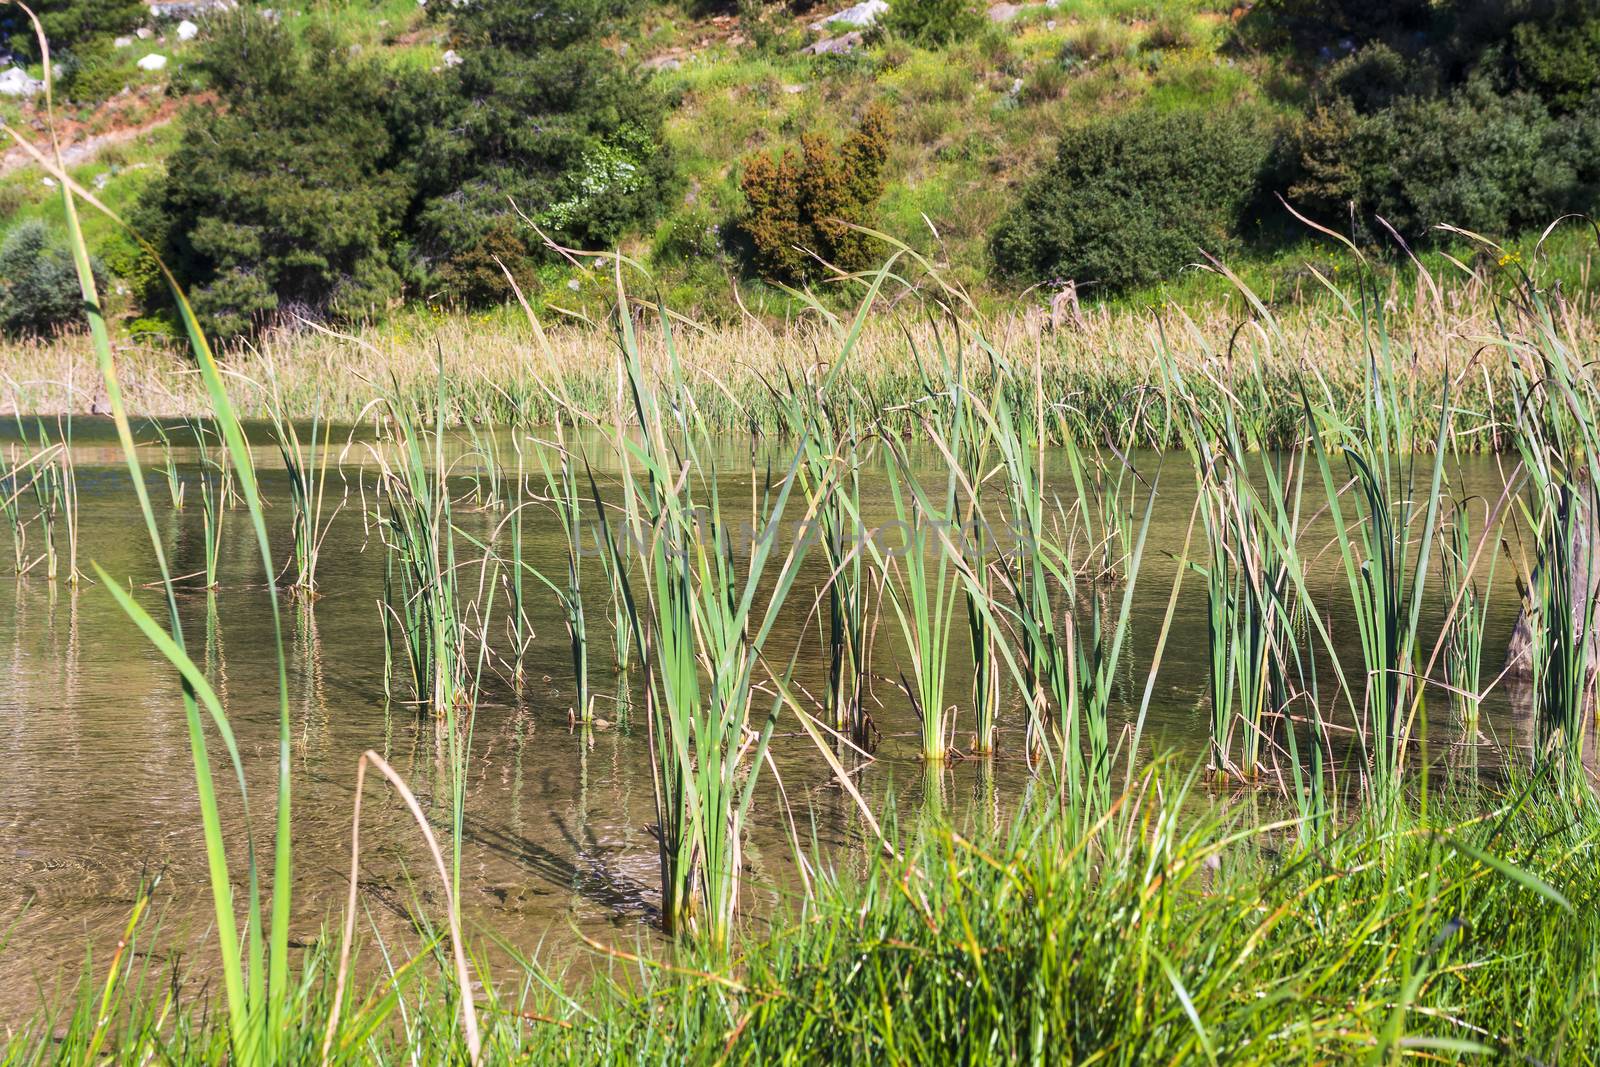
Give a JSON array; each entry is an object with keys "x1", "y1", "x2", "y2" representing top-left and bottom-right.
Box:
[
  {"x1": 176, "y1": 19, "x2": 198, "y2": 40},
  {"x1": 802, "y1": 31, "x2": 862, "y2": 55},
  {"x1": 441, "y1": 48, "x2": 462, "y2": 67},
  {"x1": 40, "y1": 177, "x2": 56, "y2": 188},
  {"x1": 114, "y1": 35, "x2": 134, "y2": 47},
  {"x1": 136, "y1": 27, "x2": 154, "y2": 38},
  {"x1": 809, "y1": 0, "x2": 886, "y2": 31},
  {"x1": 137, "y1": 53, "x2": 168, "y2": 71},
  {"x1": 0, "y1": 66, "x2": 44, "y2": 97}
]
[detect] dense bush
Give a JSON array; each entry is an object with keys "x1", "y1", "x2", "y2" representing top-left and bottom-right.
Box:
[
  {"x1": 990, "y1": 109, "x2": 1276, "y2": 293},
  {"x1": 138, "y1": 0, "x2": 676, "y2": 336},
  {"x1": 1292, "y1": 76, "x2": 1598, "y2": 240},
  {"x1": 404, "y1": 0, "x2": 676, "y2": 305},
  {"x1": 0, "y1": 222, "x2": 104, "y2": 339},
  {"x1": 1240, "y1": 0, "x2": 1436, "y2": 51},
  {"x1": 136, "y1": 15, "x2": 416, "y2": 338},
  {"x1": 738, "y1": 104, "x2": 892, "y2": 285},
  {"x1": 1281, "y1": 1, "x2": 1600, "y2": 243},
  {"x1": 881, "y1": 0, "x2": 985, "y2": 48},
  {"x1": 2, "y1": 0, "x2": 144, "y2": 63},
  {"x1": 1506, "y1": 2, "x2": 1600, "y2": 110}
]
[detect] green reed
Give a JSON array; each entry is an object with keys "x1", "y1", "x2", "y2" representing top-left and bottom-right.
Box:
[
  {"x1": 20, "y1": 76, "x2": 305, "y2": 1057},
  {"x1": 466, "y1": 422, "x2": 508, "y2": 510},
  {"x1": 190, "y1": 421, "x2": 232, "y2": 591},
  {"x1": 151, "y1": 420, "x2": 187, "y2": 511},
  {"x1": 1441, "y1": 500, "x2": 1495, "y2": 755},
  {"x1": 587, "y1": 263, "x2": 828, "y2": 948},
  {"x1": 882, "y1": 446, "x2": 961, "y2": 762},
  {"x1": 771, "y1": 368, "x2": 873, "y2": 741},
  {"x1": 373, "y1": 392, "x2": 463, "y2": 714},
  {"x1": 369, "y1": 375, "x2": 501, "y2": 916},
  {"x1": 1238, "y1": 246, "x2": 1452, "y2": 810},
  {"x1": 263, "y1": 374, "x2": 337, "y2": 598},
  {"x1": 1499, "y1": 269, "x2": 1600, "y2": 793},
  {"x1": 1167, "y1": 357, "x2": 1302, "y2": 782},
  {"x1": 0, "y1": 443, "x2": 25, "y2": 573},
  {"x1": 944, "y1": 341, "x2": 1002, "y2": 756},
  {"x1": 503, "y1": 437, "x2": 534, "y2": 687},
  {"x1": 527, "y1": 414, "x2": 592, "y2": 721}
]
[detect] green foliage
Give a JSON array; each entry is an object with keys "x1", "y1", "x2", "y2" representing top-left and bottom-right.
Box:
[
  {"x1": 1291, "y1": 75, "x2": 1600, "y2": 240},
  {"x1": 1508, "y1": 3, "x2": 1600, "y2": 110},
  {"x1": 882, "y1": 0, "x2": 985, "y2": 48},
  {"x1": 404, "y1": 0, "x2": 675, "y2": 306},
  {"x1": 137, "y1": 13, "x2": 416, "y2": 338},
  {"x1": 3, "y1": 0, "x2": 144, "y2": 63},
  {"x1": 0, "y1": 220, "x2": 103, "y2": 338},
  {"x1": 738, "y1": 103, "x2": 892, "y2": 284},
  {"x1": 990, "y1": 108, "x2": 1276, "y2": 293},
  {"x1": 57, "y1": 36, "x2": 128, "y2": 103},
  {"x1": 1241, "y1": 0, "x2": 1435, "y2": 50}
]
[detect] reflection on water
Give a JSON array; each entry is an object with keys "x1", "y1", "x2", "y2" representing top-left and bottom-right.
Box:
[{"x1": 0, "y1": 422, "x2": 1539, "y2": 1023}]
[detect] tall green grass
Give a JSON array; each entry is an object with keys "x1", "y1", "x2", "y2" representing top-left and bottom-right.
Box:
[
  {"x1": 526, "y1": 414, "x2": 593, "y2": 722},
  {"x1": 588, "y1": 259, "x2": 826, "y2": 947},
  {"x1": 263, "y1": 373, "x2": 337, "y2": 598}
]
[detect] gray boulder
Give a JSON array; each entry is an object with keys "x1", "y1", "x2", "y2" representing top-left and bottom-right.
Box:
[
  {"x1": 809, "y1": 0, "x2": 886, "y2": 30},
  {"x1": 803, "y1": 31, "x2": 864, "y2": 55},
  {"x1": 0, "y1": 66, "x2": 43, "y2": 97}
]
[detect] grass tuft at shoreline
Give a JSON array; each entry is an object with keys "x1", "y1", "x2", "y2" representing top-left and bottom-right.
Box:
[{"x1": 8, "y1": 764, "x2": 1600, "y2": 1064}]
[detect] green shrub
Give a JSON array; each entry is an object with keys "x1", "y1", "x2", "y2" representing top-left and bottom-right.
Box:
[
  {"x1": 1287, "y1": 99, "x2": 1364, "y2": 218},
  {"x1": 738, "y1": 104, "x2": 892, "y2": 285},
  {"x1": 0, "y1": 221, "x2": 104, "y2": 338},
  {"x1": 653, "y1": 208, "x2": 723, "y2": 266},
  {"x1": 1509, "y1": 4, "x2": 1600, "y2": 110},
  {"x1": 1325, "y1": 42, "x2": 1438, "y2": 114},
  {"x1": 990, "y1": 108, "x2": 1276, "y2": 293},
  {"x1": 1290, "y1": 75, "x2": 1600, "y2": 241},
  {"x1": 882, "y1": 0, "x2": 985, "y2": 49},
  {"x1": 136, "y1": 14, "x2": 416, "y2": 338},
  {"x1": 3, "y1": 0, "x2": 144, "y2": 62},
  {"x1": 404, "y1": 0, "x2": 676, "y2": 305},
  {"x1": 1242, "y1": 0, "x2": 1434, "y2": 50}
]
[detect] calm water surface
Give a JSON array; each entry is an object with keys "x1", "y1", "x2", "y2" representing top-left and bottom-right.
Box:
[{"x1": 0, "y1": 422, "x2": 1535, "y2": 1022}]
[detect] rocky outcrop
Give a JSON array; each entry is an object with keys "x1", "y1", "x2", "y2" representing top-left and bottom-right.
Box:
[
  {"x1": 803, "y1": 31, "x2": 864, "y2": 55},
  {"x1": 148, "y1": 0, "x2": 233, "y2": 19},
  {"x1": 809, "y1": 0, "x2": 887, "y2": 31},
  {"x1": 0, "y1": 67, "x2": 44, "y2": 98}
]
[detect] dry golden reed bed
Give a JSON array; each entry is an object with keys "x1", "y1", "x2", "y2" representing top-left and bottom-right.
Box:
[{"x1": 0, "y1": 267, "x2": 1593, "y2": 444}]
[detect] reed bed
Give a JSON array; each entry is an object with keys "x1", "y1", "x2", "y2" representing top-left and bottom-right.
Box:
[{"x1": 1, "y1": 267, "x2": 1587, "y2": 448}]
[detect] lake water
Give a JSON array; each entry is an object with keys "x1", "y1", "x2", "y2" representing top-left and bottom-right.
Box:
[{"x1": 0, "y1": 420, "x2": 1537, "y2": 1023}]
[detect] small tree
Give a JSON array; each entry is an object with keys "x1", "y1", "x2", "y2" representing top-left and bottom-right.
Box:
[
  {"x1": 739, "y1": 104, "x2": 892, "y2": 284},
  {"x1": 0, "y1": 221, "x2": 103, "y2": 338},
  {"x1": 137, "y1": 15, "x2": 417, "y2": 338},
  {"x1": 405, "y1": 0, "x2": 676, "y2": 306}
]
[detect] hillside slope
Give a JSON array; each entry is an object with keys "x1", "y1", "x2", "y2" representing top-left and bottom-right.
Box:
[{"x1": 1, "y1": 0, "x2": 1596, "y2": 333}]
